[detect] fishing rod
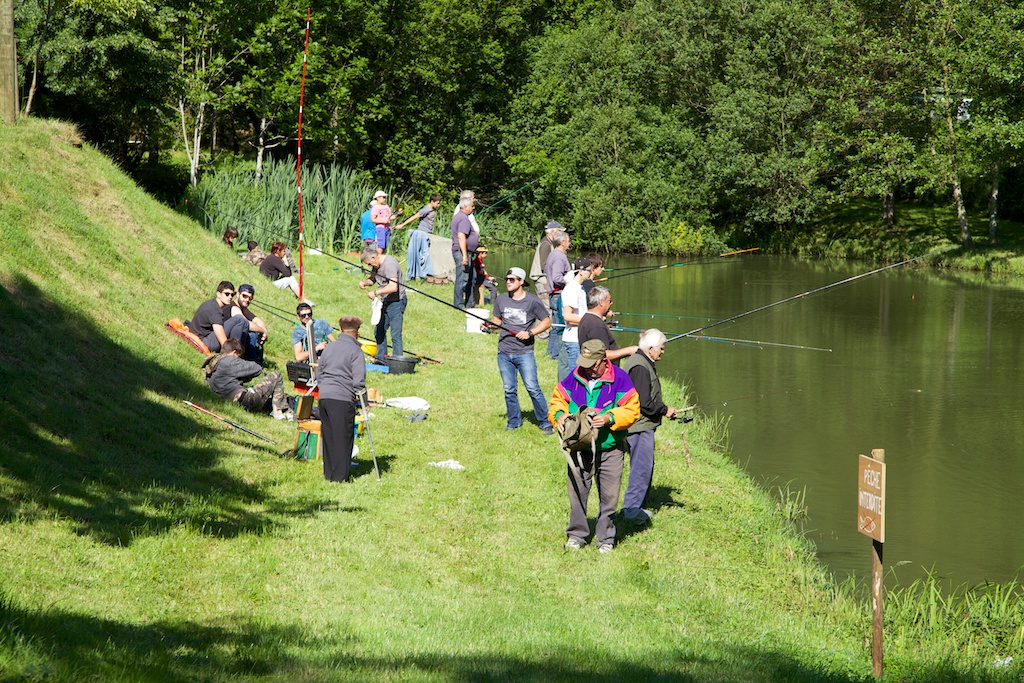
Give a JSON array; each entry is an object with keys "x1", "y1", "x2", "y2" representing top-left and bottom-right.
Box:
[
  {"x1": 677, "y1": 389, "x2": 802, "y2": 413},
  {"x1": 611, "y1": 325, "x2": 831, "y2": 352},
  {"x1": 666, "y1": 253, "x2": 936, "y2": 344},
  {"x1": 476, "y1": 175, "x2": 546, "y2": 217},
  {"x1": 183, "y1": 400, "x2": 276, "y2": 443},
  {"x1": 617, "y1": 311, "x2": 723, "y2": 323},
  {"x1": 479, "y1": 234, "x2": 535, "y2": 250},
  {"x1": 610, "y1": 325, "x2": 760, "y2": 350},
  {"x1": 600, "y1": 248, "x2": 759, "y2": 283},
  {"x1": 249, "y1": 300, "x2": 443, "y2": 364}
]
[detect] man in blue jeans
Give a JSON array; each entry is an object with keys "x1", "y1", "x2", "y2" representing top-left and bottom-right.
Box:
[
  {"x1": 358, "y1": 245, "x2": 407, "y2": 361},
  {"x1": 487, "y1": 267, "x2": 554, "y2": 434}
]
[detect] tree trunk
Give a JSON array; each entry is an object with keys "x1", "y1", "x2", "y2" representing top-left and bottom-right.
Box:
[
  {"x1": 988, "y1": 160, "x2": 1000, "y2": 244},
  {"x1": 952, "y1": 176, "x2": 971, "y2": 247},
  {"x1": 255, "y1": 116, "x2": 267, "y2": 184},
  {"x1": 882, "y1": 189, "x2": 894, "y2": 228},
  {"x1": 23, "y1": 0, "x2": 53, "y2": 116},
  {"x1": 179, "y1": 98, "x2": 205, "y2": 187}
]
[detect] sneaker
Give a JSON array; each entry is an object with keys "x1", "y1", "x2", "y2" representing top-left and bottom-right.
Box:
[
  {"x1": 564, "y1": 537, "x2": 586, "y2": 550},
  {"x1": 598, "y1": 542, "x2": 614, "y2": 554},
  {"x1": 506, "y1": 424, "x2": 520, "y2": 431},
  {"x1": 541, "y1": 425, "x2": 554, "y2": 435}
]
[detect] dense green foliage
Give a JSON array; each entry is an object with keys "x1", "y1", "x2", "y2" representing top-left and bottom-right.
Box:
[{"x1": 13, "y1": 0, "x2": 1024, "y2": 253}]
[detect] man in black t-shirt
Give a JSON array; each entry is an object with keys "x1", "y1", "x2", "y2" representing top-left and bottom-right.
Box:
[
  {"x1": 187, "y1": 280, "x2": 251, "y2": 353},
  {"x1": 488, "y1": 267, "x2": 554, "y2": 434},
  {"x1": 576, "y1": 286, "x2": 637, "y2": 366}
]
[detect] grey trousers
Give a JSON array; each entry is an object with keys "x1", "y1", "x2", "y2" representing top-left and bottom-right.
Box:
[{"x1": 566, "y1": 445, "x2": 624, "y2": 545}]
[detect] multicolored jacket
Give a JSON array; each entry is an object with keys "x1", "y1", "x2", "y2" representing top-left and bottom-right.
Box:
[{"x1": 548, "y1": 364, "x2": 640, "y2": 450}]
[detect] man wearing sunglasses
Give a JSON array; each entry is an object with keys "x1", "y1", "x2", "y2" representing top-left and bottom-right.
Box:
[
  {"x1": 292, "y1": 303, "x2": 336, "y2": 363},
  {"x1": 229, "y1": 284, "x2": 269, "y2": 364},
  {"x1": 187, "y1": 280, "x2": 252, "y2": 353},
  {"x1": 487, "y1": 267, "x2": 554, "y2": 435}
]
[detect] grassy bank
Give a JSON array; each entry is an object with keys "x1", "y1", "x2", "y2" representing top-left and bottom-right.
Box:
[
  {"x1": 782, "y1": 200, "x2": 1024, "y2": 277},
  {"x1": 0, "y1": 118, "x2": 1021, "y2": 681}
]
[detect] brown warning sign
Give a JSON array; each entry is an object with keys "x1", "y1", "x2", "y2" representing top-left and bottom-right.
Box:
[{"x1": 857, "y1": 453, "x2": 886, "y2": 542}]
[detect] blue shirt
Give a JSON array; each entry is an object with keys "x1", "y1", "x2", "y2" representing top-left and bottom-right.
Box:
[
  {"x1": 360, "y1": 210, "x2": 376, "y2": 241},
  {"x1": 292, "y1": 318, "x2": 334, "y2": 355}
]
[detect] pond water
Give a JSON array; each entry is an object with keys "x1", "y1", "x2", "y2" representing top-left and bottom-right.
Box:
[{"x1": 489, "y1": 250, "x2": 1024, "y2": 586}]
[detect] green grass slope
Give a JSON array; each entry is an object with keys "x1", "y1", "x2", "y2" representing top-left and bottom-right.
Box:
[{"x1": 0, "y1": 119, "x2": 1015, "y2": 682}]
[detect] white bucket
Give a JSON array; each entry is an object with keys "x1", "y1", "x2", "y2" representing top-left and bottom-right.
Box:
[{"x1": 465, "y1": 308, "x2": 490, "y2": 333}]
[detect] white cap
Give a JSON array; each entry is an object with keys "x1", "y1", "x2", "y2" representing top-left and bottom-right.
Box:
[{"x1": 374, "y1": 190, "x2": 387, "y2": 199}]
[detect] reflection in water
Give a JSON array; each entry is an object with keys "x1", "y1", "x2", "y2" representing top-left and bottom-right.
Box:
[{"x1": 492, "y1": 251, "x2": 1024, "y2": 585}]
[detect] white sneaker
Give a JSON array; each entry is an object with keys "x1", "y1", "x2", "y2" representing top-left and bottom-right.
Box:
[{"x1": 598, "y1": 542, "x2": 614, "y2": 554}]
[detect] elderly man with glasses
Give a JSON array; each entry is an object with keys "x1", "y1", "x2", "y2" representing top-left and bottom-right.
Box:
[
  {"x1": 486, "y1": 267, "x2": 554, "y2": 434},
  {"x1": 549, "y1": 339, "x2": 640, "y2": 553},
  {"x1": 292, "y1": 303, "x2": 336, "y2": 363}
]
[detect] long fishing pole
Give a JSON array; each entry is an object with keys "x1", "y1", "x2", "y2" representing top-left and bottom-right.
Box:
[
  {"x1": 249, "y1": 299, "x2": 446, "y2": 362},
  {"x1": 611, "y1": 325, "x2": 831, "y2": 352},
  {"x1": 477, "y1": 175, "x2": 546, "y2": 217},
  {"x1": 294, "y1": 8, "x2": 311, "y2": 300},
  {"x1": 183, "y1": 400, "x2": 276, "y2": 443},
  {"x1": 610, "y1": 325, "x2": 761, "y2": 350},
  {"x1": 666, "y1": 253, "x2": 936, "y2": 343},
  {"x1": 617, "y1": 311, "x2": 723, "y2": 323},
  {"x1": 677, "y1": 389, "x2": 802, "y2": 413},
  {"x1": 601, "y1": 248, "x2": 759, "y2": 282}
]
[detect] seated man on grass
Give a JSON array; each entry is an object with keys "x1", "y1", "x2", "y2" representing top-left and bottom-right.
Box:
[
  {"x1": 293, "y1": 302, "x2": 336, "y2": 363},
  {"x1": 187, "y1": 280, "x2": 251, "y2": 353},
  {"x1": 202, "y1": 338, "x2": 292, "y2": 419},
  {"x1": 230, "y1": 283, "x2": 268, "y2": 364}
]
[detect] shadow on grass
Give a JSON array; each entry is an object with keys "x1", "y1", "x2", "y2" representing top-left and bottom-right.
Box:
[
  {"x1": 0, "y1": 276, "x2": 332, "y2": 546},
  {"x1": 0, "y1": 590, "x2": 879, "y2": 682}
]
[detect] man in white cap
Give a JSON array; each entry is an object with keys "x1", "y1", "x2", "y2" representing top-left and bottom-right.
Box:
[
  {"x1": 371, "y1": 190, "x2": 392, "y2": 254},
  {"x1": 487, "y1": 267, "x2": 554, "y2": 434}
]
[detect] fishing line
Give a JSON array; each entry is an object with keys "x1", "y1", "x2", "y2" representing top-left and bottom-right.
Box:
[
  {"x1": 250, "y1": 300, "x2": 443, "y2": 363},
  {"x1": 666, "y1": 253, "x2": 940, "y2": 344},
  {"x1": 600, "y1": 248, "x2": 759, "y2": 283},
  {"x1": 617, "y1": 311, "x2": 723, "y2": 323},
  {"x1": 679, "y1": 389, "x2": 803, "y2": 412}
]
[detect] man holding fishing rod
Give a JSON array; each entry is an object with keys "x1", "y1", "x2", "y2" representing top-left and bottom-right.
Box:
[
  {"x1": 485, "y1": 267, "x2": 554, "y2": 435},
  {"x1": 619, "y1": 329, "x2": 678, "y2": 525}
]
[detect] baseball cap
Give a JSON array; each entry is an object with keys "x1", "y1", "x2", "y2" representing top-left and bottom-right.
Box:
[
  {"x1": 572, "y1": 257, "x2": 592, "y2": 271},
  {"x1": 238, "y1": 283, "x2": 255, "y2": 296},
  {"x1": 506, "y1": 267, "x2": 527, "y2": 281},
  {"x1": 373, "y1": 190, "x2": 387, "y2": 199},
  {"x1": 544, "y1": 220, "x2": 564, "y2": 232},
  {"x1": 577, "y1": 339, "x2": 607, "y2": 368}
]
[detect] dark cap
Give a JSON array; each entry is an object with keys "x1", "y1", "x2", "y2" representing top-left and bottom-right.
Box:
[
  {"x1": 544, "y1": 220, "x2": 564, "y2": 232},
  {"x1": 238, "y1": 283, "x2": 255, "y2": 296},
  {"x1": 572, "y1": 257, "x2": 592, "y2": 271},
  {"x1": 577, "y1": 339, "x2": 607, "y2": 368}
]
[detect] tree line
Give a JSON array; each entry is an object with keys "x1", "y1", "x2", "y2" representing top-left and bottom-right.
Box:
[{"x1": 14, "y1": 0, "x2": 1024, "y2": 253}]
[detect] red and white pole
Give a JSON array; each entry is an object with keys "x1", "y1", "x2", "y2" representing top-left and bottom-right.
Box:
[{"x1": 295, "y1": 7, "x2": 311, "y2": 299}]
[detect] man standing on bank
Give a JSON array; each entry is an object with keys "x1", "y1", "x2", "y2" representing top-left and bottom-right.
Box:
[
  {"x1": 620, "y1": 329, "x2": 678, "y2": 524},
  {"x1": 318, "y1": 316, "x2": 366, "y2": 483},
  {"x1": 451, "y1": 194, "x2": 479, "y2": 310},
  {"x1": 359, "y1": 245, "x2": 407, "y2": 362},
  {"x1": 549, "y1": 339, "x2": 639, "y2": 553},
  {"x1": 488, "y1": 267, "x2": 554, "y2": 435},
  {"x1": 577, "y1": 286, "x2": 638, "y2": 365}
]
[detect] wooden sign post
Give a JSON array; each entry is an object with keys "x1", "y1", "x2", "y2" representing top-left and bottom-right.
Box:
[{"x1": 857, "y1": 448, "x2": 886, "y2": 678}]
